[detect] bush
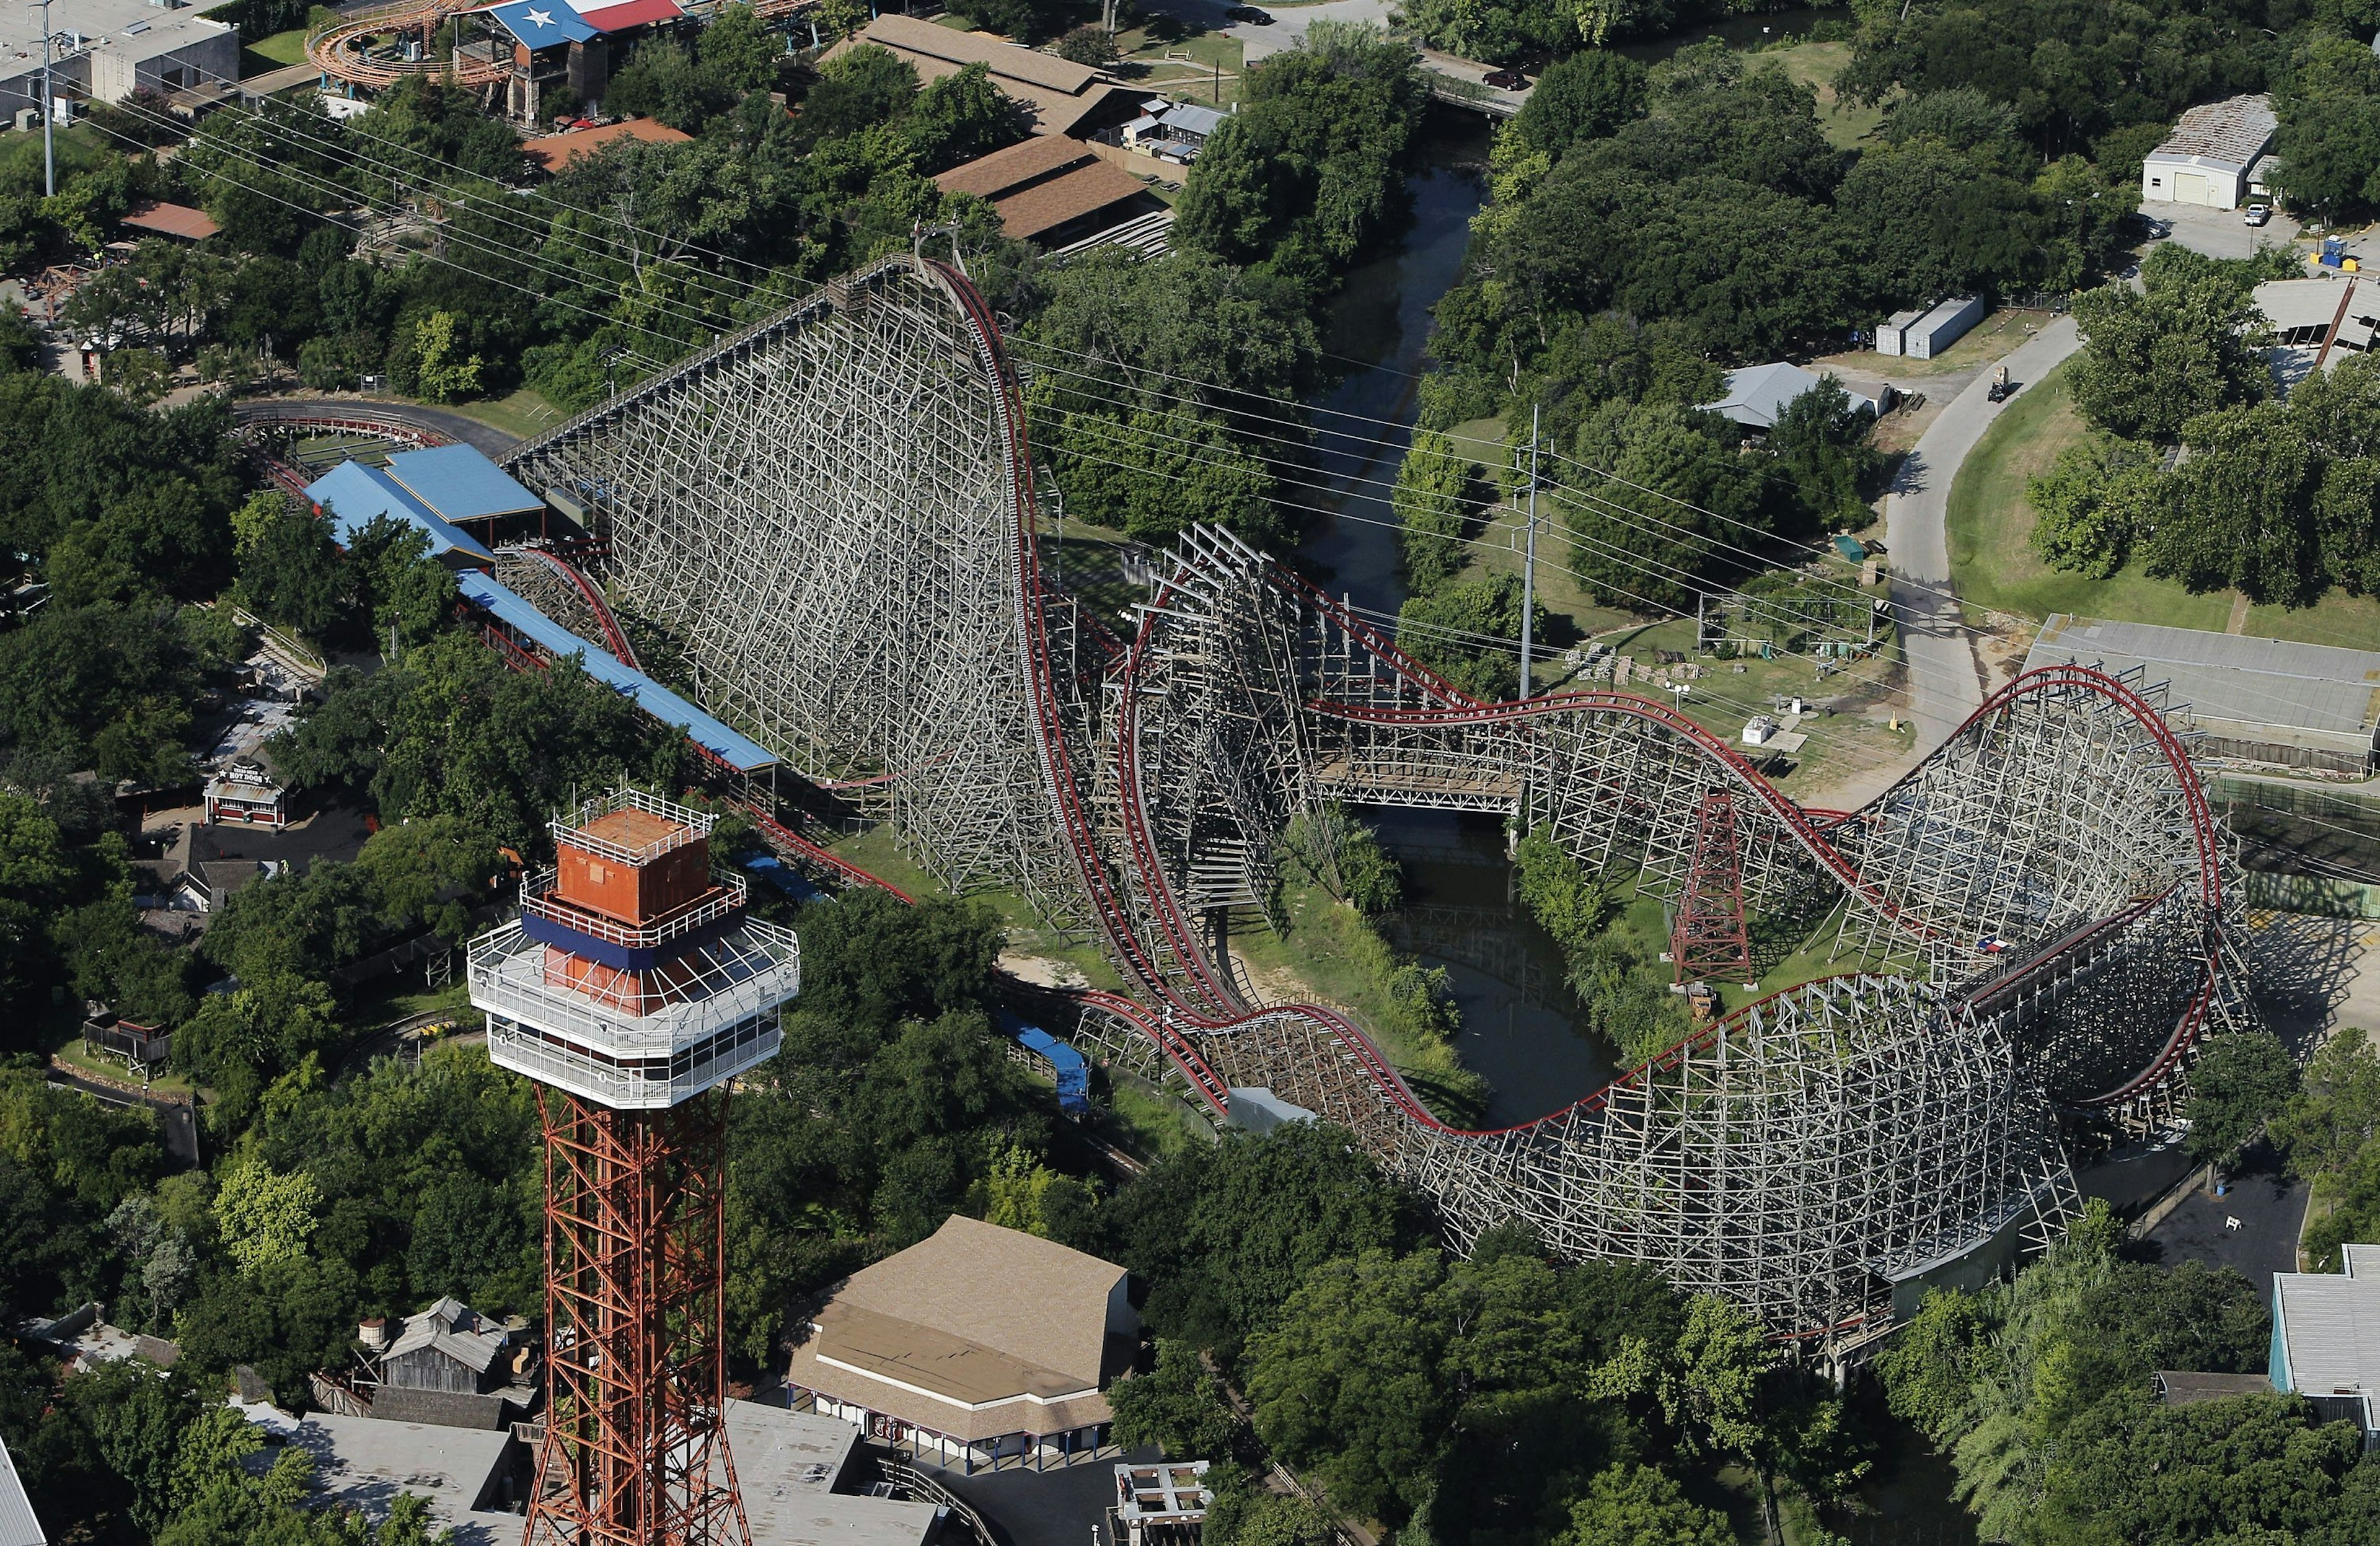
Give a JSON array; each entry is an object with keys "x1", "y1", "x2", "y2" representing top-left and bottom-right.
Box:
[{"x1": 1054, "y1": 25, "x2": 1119, "y2": 66}]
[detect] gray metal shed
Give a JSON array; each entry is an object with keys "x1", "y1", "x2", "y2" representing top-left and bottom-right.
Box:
[{"x1": 1903, "y1": 296, "x2": 1986, "y2": 359}]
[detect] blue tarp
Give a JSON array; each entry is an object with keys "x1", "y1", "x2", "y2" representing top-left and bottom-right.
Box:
[
  {"x1": 456, "y1": 571, "x2": 779, "y2": 773},
  {"x1": 742, "y1": 854, "x2": 829, "y2": 905},
  {"x1": 306, "y1": 461, "x2": 496, "y2": 564},
  {"x1": 384, "y1": 445, "x2": 544, "y2": 524},
  {"x1": 1002, "y1": 1012, "x2": 1090, "y2": 1113}
]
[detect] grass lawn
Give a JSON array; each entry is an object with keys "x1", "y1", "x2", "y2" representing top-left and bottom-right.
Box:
[
  {"x1": 241, "y1": 28, "x2": 311, "y2": 73},
  {"x1": 1118, "y1": 28, "x2": 1245, "y2": 107},
  {"x1": 1102, "y1": 1071, "x2": 1214, "y2": 1159},
  {"x1": 1762, "y1": 40, "x2": 1882, "y2": 151},
  {"x1": 451, "y1": 386, "x2": 565, "y2": 442}
]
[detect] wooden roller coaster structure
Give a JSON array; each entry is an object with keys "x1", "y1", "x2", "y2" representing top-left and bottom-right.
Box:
[{"x1": 498, "y1": 255, "x2": 2255, "y2": 1354}]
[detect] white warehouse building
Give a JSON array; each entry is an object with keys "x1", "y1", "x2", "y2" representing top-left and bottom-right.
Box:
[
  {"x1": 2140, "y1": 94, "x2": 2277, "y2": 210},
  {"x1": 0, "y1": 0, "x2": 239, "y2": 125}
]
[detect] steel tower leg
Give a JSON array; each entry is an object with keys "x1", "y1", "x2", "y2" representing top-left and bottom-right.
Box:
[
  {"x1": 1673, "y1": 792, "x2": 1755, "y2": 986},
  {"x1": 527, "y1": 1088, "x2": 749, "y2": 1546}
]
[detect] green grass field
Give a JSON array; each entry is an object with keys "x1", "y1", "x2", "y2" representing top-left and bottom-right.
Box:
[
  {"x1": 240, "y1": 28, "x2": 312, "y2": 74},
  {"x1": 1946, "y1": 362, "x2": 2380, "y2": 648},
  {"x1": 449, "y1": 387, "x2": 565, "y2": 443},
  {"x1": 1762, "y1": 40, "x2": 1882, "y2": 151}
]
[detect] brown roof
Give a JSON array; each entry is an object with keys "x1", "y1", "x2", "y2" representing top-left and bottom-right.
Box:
[
  {"x1": 120, "y1": 200, "x2": 220, "y2": 240},
  {"x1": 2151, "y1": 94, "x2": 2277, "y2": 172},
  {"x1": 2155, "y1": 1371, "x2": 2273, "y2": 1406},
  {"x1": 826, "y1": 17, "x2": 1136, "y2": 137},
  {"x1": 985, "y1": 161, "x2": 1153, "y2": 241},
  {"x1": 847, "y1": 14, "x2": 1100, "y2": 95},
  {"x1": 522, "y1": 117, "x2": 694, "y2": 172},
  {"x1": 935, "y1": 133, "x2": 1092, "y2": 200}
]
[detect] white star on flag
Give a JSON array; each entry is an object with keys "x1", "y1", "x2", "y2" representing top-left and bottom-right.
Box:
[{"x1": 524, "y1": 7, "x2": 555, "y2": 25}]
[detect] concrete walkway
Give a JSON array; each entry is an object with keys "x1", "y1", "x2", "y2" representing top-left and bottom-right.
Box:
[{"x1": 1882, "y1": 316, "x2": 2082, "y2": 755}]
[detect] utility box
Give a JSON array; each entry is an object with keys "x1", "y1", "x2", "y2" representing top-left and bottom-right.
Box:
[{"x1": 1874, "y1": 307, "x2": 1923, "y2": 357}]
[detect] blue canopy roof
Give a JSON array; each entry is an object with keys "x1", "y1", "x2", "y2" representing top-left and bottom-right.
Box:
[
  {"x1": 456, "y1": 571, "x2": 779, "y2": 773},
  {"x1": 384, "y1": 445, "x2": 544, "y2": 525},
  {"x1": 305, "y1": 461, "x2": 495, "y2": 565},
  {"x1": 481, "y1": 0, "x2": 599, "y2": 45}
]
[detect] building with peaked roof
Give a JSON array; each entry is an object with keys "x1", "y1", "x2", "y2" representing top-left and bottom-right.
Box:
[
  {"x1": 368, "y1": 1297, "x2": 531, "y2": 1430},
  {"x1": 2143, "y1": 93, "x2": 2278, "y2": 209},
  {"x1": 119, "y1": 200, "x2": 219, "y2": 242},
  {"x1": 933, "y1": 134, "x2": 1164, "y2": 249},
  {"x1": 2025, "y1": 614, "x2": 2380, "y2": 775},
  {"x1": 827, "y1": 15, "x2": 1140, "y2": 139},
  {"x1": 787, "y1": 1214, "x2": 1135, "y2": 1472},
  {"x1": 1697, "y1": 361, "x2": 1890, "y2": 432},
  {"x1": 305, "y1": 462, "x2": 498, "y2": 568},
  {"x1": 383, "y1": 445, "x2": 546, "y2": 529},
  {"x1": 2270, "y1": 1243, "x2": 2380, "y2": 1451}
]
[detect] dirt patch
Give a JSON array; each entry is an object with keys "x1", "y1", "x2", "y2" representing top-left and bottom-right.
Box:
[{"x1": 998, "y1": 951, "x2": 1090, "y2": 991}]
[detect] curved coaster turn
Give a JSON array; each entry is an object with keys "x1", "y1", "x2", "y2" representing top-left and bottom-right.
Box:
[{"x1": 504, "y1": 257, "x2": 2252, "y2": 1347}]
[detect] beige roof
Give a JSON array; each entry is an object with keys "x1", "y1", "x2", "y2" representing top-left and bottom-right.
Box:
[
  {"x1": 2150, "y1": 94, "x2": 2276, "y2": 173},
  {"x1": 787, "y1": 1216, "x2": 1131, "y2": 1441}
]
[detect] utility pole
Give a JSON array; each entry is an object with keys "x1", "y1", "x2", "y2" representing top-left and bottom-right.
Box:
[
  {"x1": 30, "y1": 0, "x2": 55, "y2": 198},
  {"x1": 1519, "y1": 403, "x2": 1539, "y2": 698}
]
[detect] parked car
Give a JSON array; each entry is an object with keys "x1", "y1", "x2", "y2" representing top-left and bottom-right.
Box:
[
  {"x1": 1223, "y1": 6, "x2": 1273, "y2": 21},
  {"x1": 1483, "y1": 69, "x2": 1529, "y2": 89},
  {"x1": 2244, "y1": 203, "x2": 2273, "y2": 227}
]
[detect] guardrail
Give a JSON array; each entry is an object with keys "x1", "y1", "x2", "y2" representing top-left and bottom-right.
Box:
[{"x1": 876, "y1": 1460, "x2": 997, "y2": 1546}]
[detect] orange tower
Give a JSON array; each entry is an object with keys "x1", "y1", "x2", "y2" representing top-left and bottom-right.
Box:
[{"x1": 468, "y1": 789, "x2": 801, "y2": 1545}]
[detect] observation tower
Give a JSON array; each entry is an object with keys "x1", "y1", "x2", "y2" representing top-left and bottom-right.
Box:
[{"x1": 467, "y1": 788, "x2": 801, "y2": 1546}]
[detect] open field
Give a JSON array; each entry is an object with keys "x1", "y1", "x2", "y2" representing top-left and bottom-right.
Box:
[
  {"x1": 241, "y1": 27, "x2": 311, "y2": 72},
  {"x1": 1760, "y1": 40, "x2": 1882, "y2": 150},
  {"x1": 450, "y1": 386, "x2": 564, "y2": 442}
]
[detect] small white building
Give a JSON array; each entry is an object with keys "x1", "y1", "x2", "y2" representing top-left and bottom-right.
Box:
[
  {"x1": 0, "y1": 0, "x2": 239, "y2": 122},
  {"x1": 2142, "y1": 94, "x2": 2277, "y2": 209},
  {"x1": 1900, "y1": 296, "x2": 1986, "y2": 360}
]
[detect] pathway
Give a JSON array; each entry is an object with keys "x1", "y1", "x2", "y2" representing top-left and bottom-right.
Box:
[
  {"x1": 1882, "y1": 317, "x2": 2082, "y2": 754},
  {"x1": 233, "y1": 395, "x2": 524, "y2": 459}
]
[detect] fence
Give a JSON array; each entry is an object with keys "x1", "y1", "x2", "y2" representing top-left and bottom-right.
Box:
[{"x1": 875, "y1": 1460, "x2": 998, "y2": 1546}]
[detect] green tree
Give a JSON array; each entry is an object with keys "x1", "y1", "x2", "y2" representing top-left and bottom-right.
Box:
[
  {"x1": 2069, "y1": 249, "x2": 2272, "y2": 442},
  {"x1": 698, "y1": 2, "x2": 779, "y2": 93},
  {"x1": 1396, "y1": 573, "x2": 1544, "y2": 701},
  {"x1": 240, "y1": 498, "x2": 343, "y2": 638},
  {"x1": 2273, "y1": 33, "x2": 2380, "y2": 222},
  {"x1": 1509, "y1": 51, "x2": 1649, "y2": 157},
  {"x1": 407, "y1": 311, "x2": 482, "y2": 403},
  {"x1": 1767, "y1": 380, "x2": 1884, "y2": 534},
  {"x1": 1554, "y1": 1465, "x2": 1732, "y2": 1546},
  {"x1": 2149, "y1": 402, "x2": 2324, "y2": 607},
  {"x1": 1393, "y1": 428, "x2": 1488, "y2": 594},
  {"x1": 2275, "y1": 1024, "x2": 2380, "y2": 1182},
  {"x1": 2184, "y1": 1030, "x2": 2300, "y2": 1170},
  {"x1": 2027, "y1": 437, "x2": 2164, "y2": 579},
  {"x1": 909, "y1": 63, "x2": 1031, "y2": 173},
  {"x1": 1110, "y1": 1338, "x2": 1239, "y2": 1459},
  {"x1": 214, "y1": 1156, "x2": 321, "y2": 1273},
  {"x1": 356, "y1": 813, "x2": 505, "y2": 941},
  {"x1": 1245, "y1": 1249, "x2": 1452, "y2": 1527}
]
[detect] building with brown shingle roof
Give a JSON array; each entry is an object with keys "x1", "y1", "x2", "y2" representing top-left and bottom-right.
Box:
[
  {"x1": 824, "y1": 15, "x2": 1140, "y2": 139},
  {"x1": 933, "y1": 134, "x2": 1163, "y2": 248},
  {"x1": 786, "y1": 1215, "x2": 1136, "y2": 1473}
]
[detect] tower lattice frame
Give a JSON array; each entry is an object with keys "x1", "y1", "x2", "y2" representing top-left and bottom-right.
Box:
[
  {"x1": 529, "y1": 1087, "x2": 747, "y2": 1546},
  {"x1": 1673, "y1": 792, "x2": 1756, "y2": 985}
]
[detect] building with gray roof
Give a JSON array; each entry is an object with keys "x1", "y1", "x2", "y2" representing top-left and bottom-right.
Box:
[
  {"x1": 2270, "y1": 1243, "x2": 2380, "y2": 1450},
  {"x1": 1697, "y1": 361, "x2": 1891, "y2": 432},
  {"x1": 2142, "y1": 94, "x2": 2278, "y2": 209},
  {"x1": 2024, "y1": 615, "x2": 2380, "y2": 776}
]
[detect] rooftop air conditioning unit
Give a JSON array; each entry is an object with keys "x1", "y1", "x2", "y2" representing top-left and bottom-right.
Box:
[{"x1": 11, "y1": 107, "x2": 36, "y2": 133}]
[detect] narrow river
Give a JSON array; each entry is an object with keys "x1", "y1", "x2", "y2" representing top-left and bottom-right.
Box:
[{"x1": 1295, "y1": 110, "x2": 1620, "y2": 1127}]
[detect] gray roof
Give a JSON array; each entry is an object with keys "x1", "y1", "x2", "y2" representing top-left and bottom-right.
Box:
[
  {"x1": 726, "y1": 1403, "x2": 937, "y2": 1546},
  {"x1": 2025, "y1": 615, "x2": 2380, "y2": 758},
  {"x1": 0, "y1": 1436, "x2": 42, "y2": 1546},
  {"x1": 2149, "y1": 94, "x2": 2277, "y2": 174},
  {"x1": 280, "y1": 1415, "x2": 519, "y2": 1546},
  {"x1": 1698, "y1": 362, "x2": 1886, "y2": 431},
  {"x1": 1158, "y1": 103, "x2": 1227, "y2": 138},
  {"x1": 2275, "y1": 1262, "x2": 2380, "y2": 1398},
  {"x1": 386, "y1": 1297, "x2": 507, "y2": 1375}
]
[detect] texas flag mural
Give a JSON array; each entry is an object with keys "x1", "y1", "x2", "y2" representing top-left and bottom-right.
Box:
[{"x1": 478, "y1": 0, "x2": 682, "y2": 45}]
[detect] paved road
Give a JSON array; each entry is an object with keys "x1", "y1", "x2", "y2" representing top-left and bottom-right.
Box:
[
  {"x1": 232, "y1": 395, "x2": 524, "y2": 459},
  {"x1": 1882, "y1": 316, "x2": 2082, "y2": 753}
]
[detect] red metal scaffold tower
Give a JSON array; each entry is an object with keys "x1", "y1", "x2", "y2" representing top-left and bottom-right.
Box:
[
  {"x1": 468, "y1": 788, "x2": 801, "y2": 1546},
  {"x1": 1672, "y1": 791, "x2": 1756, "y2": 988}
]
